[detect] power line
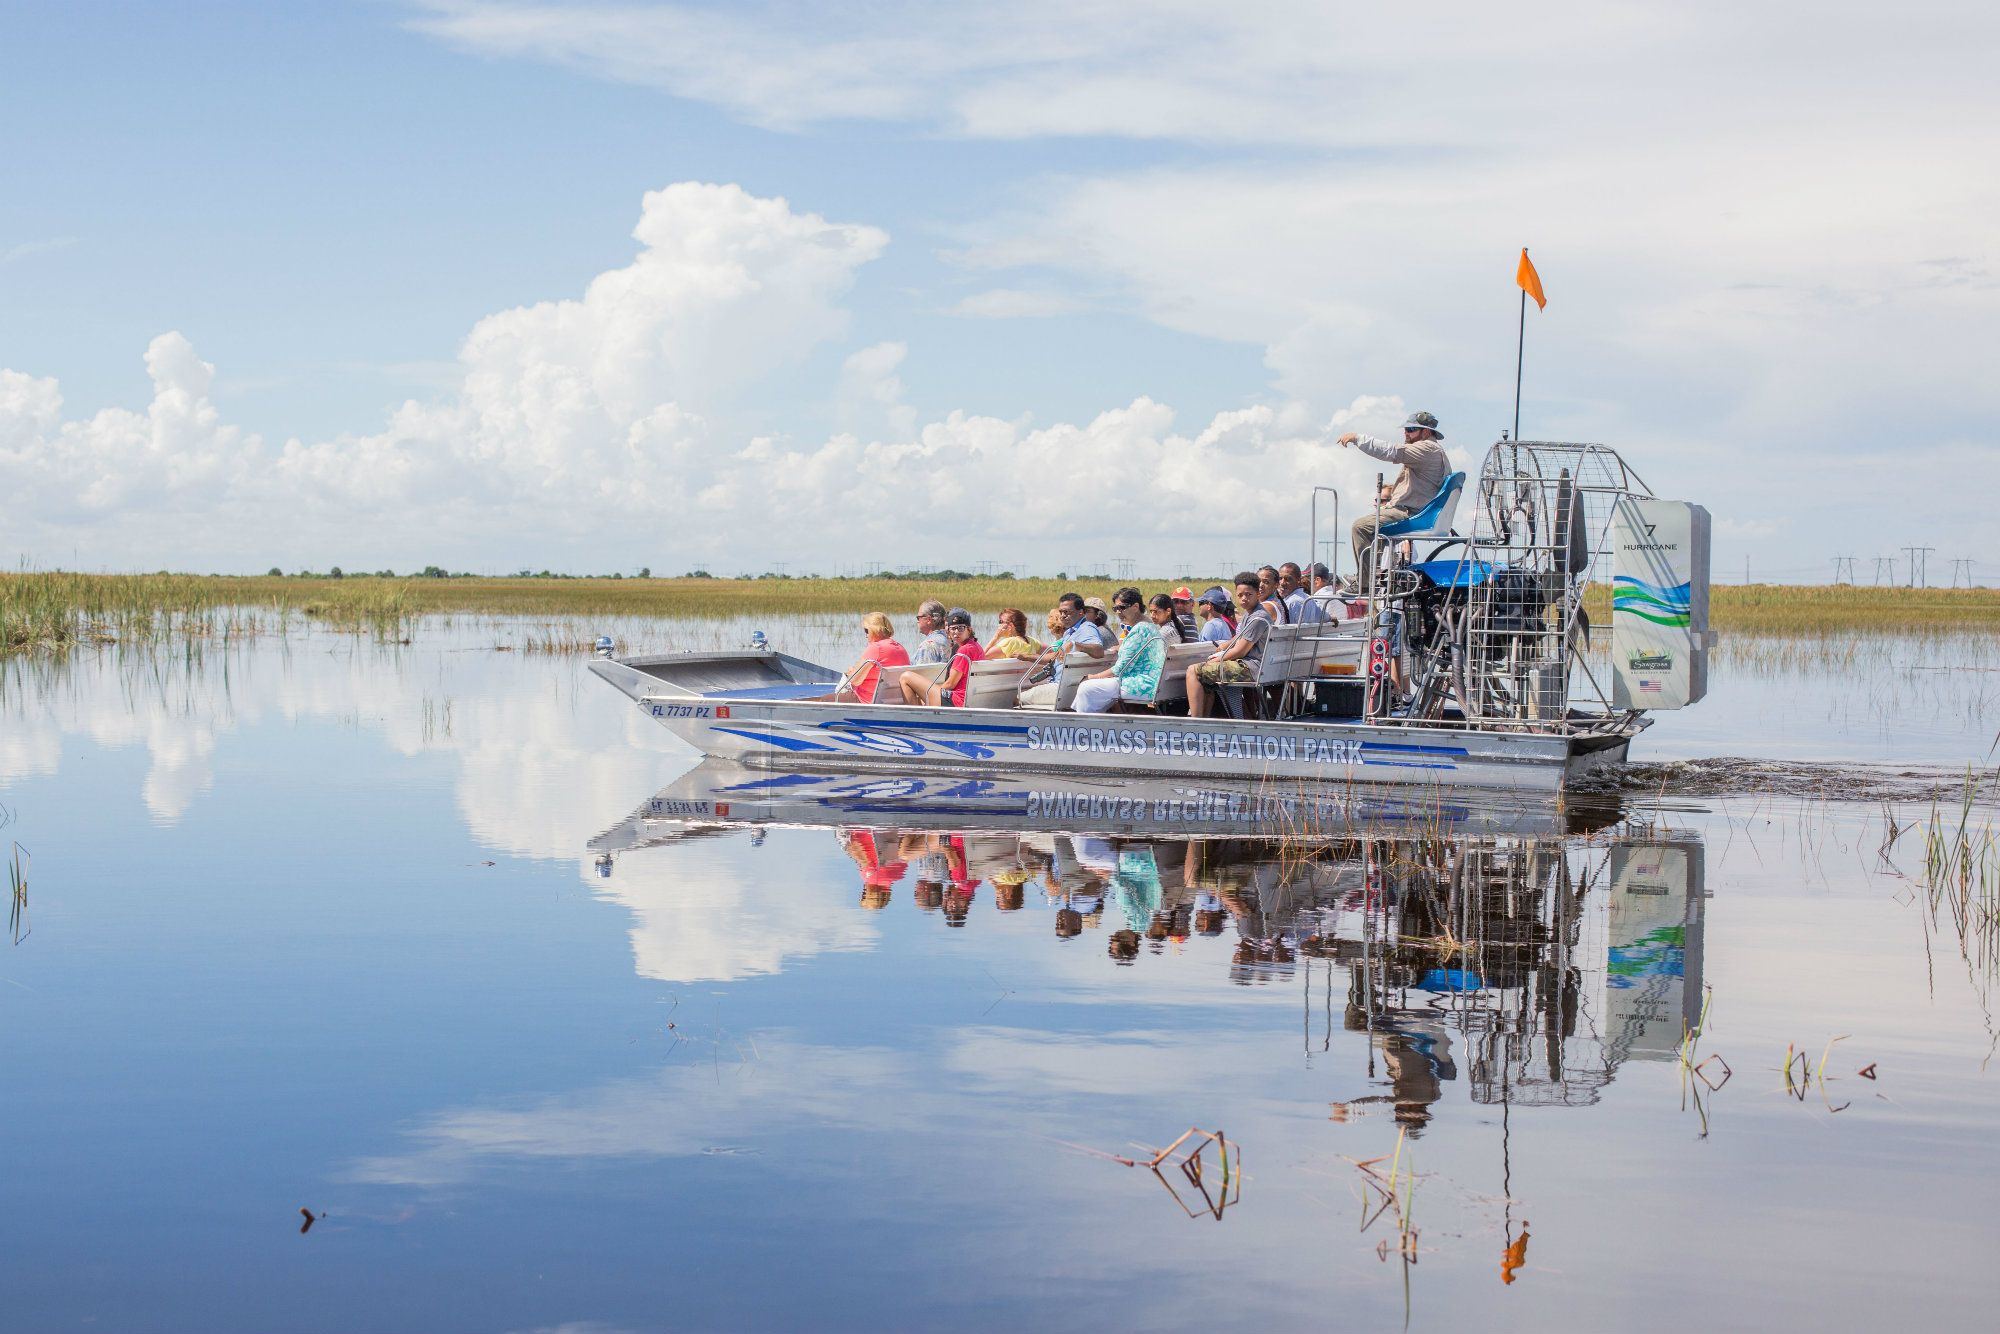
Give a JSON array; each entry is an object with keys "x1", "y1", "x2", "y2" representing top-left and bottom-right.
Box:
[
  {"x1": 1831, "y1": 555, "x2": 1857, "y2": 584},
  {"x1": 1950, "y1": 557, "x2": 1976, "y2": 589},
  {"x1": 1872, "y1": 555, "x2": 1896, "y2": 585},
  {"x1": 1902, "y1": 545, "x2": 1936, "y2": 588}
]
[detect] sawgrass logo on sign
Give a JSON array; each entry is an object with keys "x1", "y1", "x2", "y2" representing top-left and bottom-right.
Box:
[
  {"x1": 1026, "y1": 722, "x2": 1363, "y2": 766},
  {"x1": 1627, "y1": 650, "x2": 1674, "y2": 672}
]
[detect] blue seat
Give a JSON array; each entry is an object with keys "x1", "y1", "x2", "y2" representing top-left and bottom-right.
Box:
[
  {"x1": 1379, "y1": 471, "x2": 1465, "y2": 539},
  {"x1": 1410, "y1": 556, "x2": 1493, "y2": 588}
]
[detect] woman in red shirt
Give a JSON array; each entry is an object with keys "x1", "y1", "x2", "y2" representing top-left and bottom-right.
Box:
[{"x1": 901, "y1": 608, "x2": 985, "y2": 706}]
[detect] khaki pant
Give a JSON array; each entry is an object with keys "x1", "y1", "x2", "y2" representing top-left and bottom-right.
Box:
[
  {"x1": 1351, "y1": 508, "x2": 1412, "y2": 587},
  {"x1": 1015, "y1": 678, "x2": 1059, "y2": 709}
]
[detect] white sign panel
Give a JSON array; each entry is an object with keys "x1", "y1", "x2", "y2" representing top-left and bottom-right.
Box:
[{"x1": 1612, "y1": 498, "x2": 1711, "y2": 710}]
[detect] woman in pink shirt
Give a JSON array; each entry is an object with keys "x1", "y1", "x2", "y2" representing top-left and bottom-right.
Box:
[{"x1": 843, "y1": 611, "x2": 909, "y2": 702}]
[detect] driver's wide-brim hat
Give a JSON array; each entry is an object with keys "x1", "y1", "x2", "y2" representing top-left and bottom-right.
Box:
[{"x1": 1404, "y1": 410, "x2": 1442, "y2": 438}]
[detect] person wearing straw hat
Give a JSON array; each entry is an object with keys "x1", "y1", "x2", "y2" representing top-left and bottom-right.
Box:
[{"x1": 1338, "y1": 410, "x2": 1449, "y2": 587}]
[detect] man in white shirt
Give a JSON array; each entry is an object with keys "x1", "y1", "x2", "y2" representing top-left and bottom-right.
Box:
[
  {"x1": 1339, "y1": 410, "x2": 1449, "y2": 587},
  {"x1": 1296, "y1": 562, "x2": 1335, "y2": 624},
  {"x1": 1279, "y1": 562, "x2": 1309, "y2": 621}
]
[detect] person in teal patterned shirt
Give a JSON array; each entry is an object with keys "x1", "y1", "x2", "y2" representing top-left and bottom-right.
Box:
[{"x1": 1071, "y1": 592, "x2": 1171, "y2": 711}]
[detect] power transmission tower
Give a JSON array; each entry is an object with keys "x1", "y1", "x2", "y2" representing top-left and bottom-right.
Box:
[
  {"x1": 1949, "y1": 557, "x2": 1975, "y2": 588},
  {"x1": 1832, "y1": 556, "x2": 1857, "y2": 584},
  {"x1": 1872, "y1": 556, "x2": 1895, "y2": 585},
  {"x1": 1902, "y1": 546, "x2": 1936, "y2": 587}
]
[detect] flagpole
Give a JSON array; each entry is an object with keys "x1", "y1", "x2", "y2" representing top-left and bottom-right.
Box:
[{"x1": 1512, "y1": 279, "x2": 1527, "y2": 442}]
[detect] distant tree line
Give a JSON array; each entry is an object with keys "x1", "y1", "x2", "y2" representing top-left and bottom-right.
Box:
[{"x1": 251, "y1": 565, "x2": 1027, "y2": 581}]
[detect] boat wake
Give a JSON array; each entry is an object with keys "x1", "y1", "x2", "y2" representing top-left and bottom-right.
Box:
[{"x1": 1583, "y1": 756, "x2": 1995, "y2": 805}]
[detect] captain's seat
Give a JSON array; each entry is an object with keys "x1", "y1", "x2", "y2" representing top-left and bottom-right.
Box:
[{"x1": 1379, "y1": 471, "x2": 1465, "y2": 541}]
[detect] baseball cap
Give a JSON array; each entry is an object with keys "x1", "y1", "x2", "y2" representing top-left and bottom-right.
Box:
[
  {"x1": 1172, "y1": 586, "x2": 1194, "y2": 601},
  {"x1": 945, "y1": 607, "x2": 973, "y2": 627}
]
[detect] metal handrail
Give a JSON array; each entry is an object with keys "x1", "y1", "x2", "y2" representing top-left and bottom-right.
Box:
[{"x1": 1308, "y1": 486, "x2": 1340, "y2": 588}]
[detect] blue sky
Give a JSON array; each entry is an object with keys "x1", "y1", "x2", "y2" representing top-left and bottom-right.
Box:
[{"x1": 4, "y1": 1, "x2": 1996, "y2": 579}]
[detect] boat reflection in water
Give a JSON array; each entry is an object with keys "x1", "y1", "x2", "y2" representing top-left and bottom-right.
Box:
[{"x1": 592, "y1": 762, "x2": 1704, "y2": 1130}]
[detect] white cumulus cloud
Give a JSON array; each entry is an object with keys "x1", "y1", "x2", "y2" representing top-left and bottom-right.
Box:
[{"x1": 1, "y1": 181, "x2": 1393, "y2": 572}]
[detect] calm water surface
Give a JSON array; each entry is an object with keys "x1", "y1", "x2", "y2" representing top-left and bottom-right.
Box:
[{"x1": 2, "y1": 616, "x2": 1995, "y2": 1332}]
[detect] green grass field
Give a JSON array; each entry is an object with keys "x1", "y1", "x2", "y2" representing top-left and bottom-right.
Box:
[{"x1": 6, "y1": 570, "x2": 1999, "y2": 653}]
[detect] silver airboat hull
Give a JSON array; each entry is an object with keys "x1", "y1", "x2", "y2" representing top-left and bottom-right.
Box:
[{"x1": 591, "y1": 651, "x2": 1638, "y2": 793}]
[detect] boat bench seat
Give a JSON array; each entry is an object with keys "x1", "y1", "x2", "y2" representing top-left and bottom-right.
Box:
[
  {"x1": 1212, "y1": 624, "x2": 1366, "y2": 720},
  {"x1": 1151, "y1": 641, "x2": 1215, "y2": 707},
  {"x1": 1012, "y1": 649, "x2": 1107, "y2": 711},
  {"x1": 870, "y1": 662, "x2": 945, "y2": 703},
  {"x1": 963, "y1": 657, "x2": 1032, "y2": 709}
]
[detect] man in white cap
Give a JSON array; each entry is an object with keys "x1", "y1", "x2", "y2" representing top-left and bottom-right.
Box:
[{"x1": 1338, "y1": 410, "x2": 1449, "y2": 587}]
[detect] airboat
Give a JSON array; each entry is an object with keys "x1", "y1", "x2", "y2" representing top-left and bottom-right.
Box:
[{"x1": 590, "y1": 441, "x2": 1712, "y2": 792}]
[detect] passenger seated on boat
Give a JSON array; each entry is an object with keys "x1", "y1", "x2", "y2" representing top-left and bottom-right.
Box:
[
  {"x1": 1197, "y1": 588, "x2": 1236, "y2": 644},
  {"x1": 1296, "y1": 562, "x2": 1334, "y2": 624},
  {"x1": 1111, "y1": 588, "x2": 1145, "y2": 641},
  {"x1": 1256, "y1": 566, "x2": 1288, "y2": 623},
  {"x1": 1082, "y1": 595, "x2": 1116, "y2": 640},
  {"x1": 1186, "y1": 573, "x2": 1271, "y2": 718},
  {"x1": 911, "y1": 599, "x2": 950, "y2": 664},
  {"x1": 1338, "y1": 410, "x2": 1448, "y2": 587},
  {"x1": 983, "y1": 608, "x2": 1043, "y2": 660},
  {"x1": 1169, "y1": 587, "x2": 1200, "y2": 642},
  {"x1": 1072, "y1": 592, "x2": 1170, "y2": 712},
  {"x1": 841, "y1": 611, "x2": 909, "y2": 701},
  {"x1": 901, "y1": 607, "x2": 985, "y2": 706},
  {"x1": 1017, "y1": 593, "x2": 1111, "y2": 708},
  {"x1": 1279, "y1": 562, "x2": 1310, "y2": 621}
]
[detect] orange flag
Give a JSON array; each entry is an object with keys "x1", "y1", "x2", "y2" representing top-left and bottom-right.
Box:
[{"x1": 1516, "y1": 248, "x2": 1546, "y2": 310}]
